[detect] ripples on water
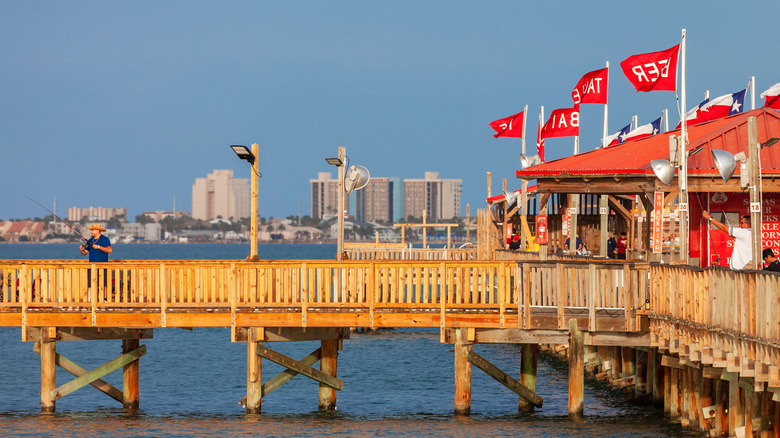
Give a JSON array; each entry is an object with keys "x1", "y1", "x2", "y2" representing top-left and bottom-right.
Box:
[{"x1": 0, "y1": 244, "x2": 692, "y2": 436}]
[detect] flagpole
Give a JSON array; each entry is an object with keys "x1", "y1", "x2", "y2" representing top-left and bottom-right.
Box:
[
  {"x1": 520, "y1": 104, "x2": 529, "y2": 250},
  {"x1": 602, "y1": 61, "x2": 609, "y2": 149},
  {"x1": 750, "y1": 76, "x2": 755, "y2": 110},
  {"x1": 521, "y1": 104, "x2": 528, "y2": 155},
  {"x1": 663, "y1": 109, "x2": 668, "y2": 132},
  {"x1": 539, "y1": 106, "x2": 544, "y2": 160},
  {"x1": 679, "y1": 28, "x2": 689, "y2": 264},
  {"x1": 600, "y1": 61, "x2": 610, "y2": 256}
]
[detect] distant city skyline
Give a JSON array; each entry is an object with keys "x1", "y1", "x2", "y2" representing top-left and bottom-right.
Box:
[{"x1": 3, "y1": 2, "x2": 779, "y2": 222}]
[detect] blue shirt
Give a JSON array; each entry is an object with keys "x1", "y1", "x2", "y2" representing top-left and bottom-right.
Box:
[{"x1": 86, "y1": 235, "x2": 111, "y2": 262}]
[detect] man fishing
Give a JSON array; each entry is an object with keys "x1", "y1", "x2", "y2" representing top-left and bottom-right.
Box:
[{"x1": 80, "y1": 223, "x2": 112, "y2": 262}]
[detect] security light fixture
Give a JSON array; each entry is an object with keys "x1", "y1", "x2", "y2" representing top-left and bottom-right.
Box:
[
  {"x1": 325, "y1": 157, "x2": 343, "y2": 166},
  {"x1": 231, "y1": 145, "x2": 255, "y2": 165}
]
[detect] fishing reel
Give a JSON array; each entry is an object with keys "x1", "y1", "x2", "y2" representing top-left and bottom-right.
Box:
[{"x1": 81, "y1": 239, "x2": 93, "y2": 250}]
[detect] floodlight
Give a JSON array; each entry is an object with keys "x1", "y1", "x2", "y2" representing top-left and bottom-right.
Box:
[
  {"x1": 344, "y1": 165, "x2": 370, "y2": 194},
  {"x1": 230, "y1": 145, "x2": 255, "y2": 165},
  {"x1": 762, "y1": 138, "x2": 779, "y2": 149},
  {"x1": 519, "y1": 154, "x2": 542, "y2": 169},
  {"x1": 503, "y1": 190, "x2": 518, "y2": 208},
  {"x1": 325, "y1": 157, "x2": 343, "y2": 166},
  {"x1": 711, "y1": 149, "x2": 746, "y2": 183},
  {"x1": 650, "y1": 159, "x2": 675, "y2": 186}
]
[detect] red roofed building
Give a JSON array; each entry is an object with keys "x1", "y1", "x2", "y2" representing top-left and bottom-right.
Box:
[{"x1": 514, "y1": 108, "x2": 780, "y2": 267}]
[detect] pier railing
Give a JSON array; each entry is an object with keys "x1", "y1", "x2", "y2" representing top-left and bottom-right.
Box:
[
  {"x1": 344, "y1": 247, "x2": 477, "y2": 261},
  {"x1": 649, "y1": 264, "x2": 780, "y2": 385},
  {"x1": 0, "y1": 260, "x2": 644, "y2": 332}
]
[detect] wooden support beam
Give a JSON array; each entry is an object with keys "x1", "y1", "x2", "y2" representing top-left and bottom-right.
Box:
[
  {"x1": 518, "y1": 343, "x2": 538, "y2": 412},
  {"x1": 319, "y1": 339, "x2": 339, "y2": 411},
  {"x1": 262, "y1": 348, "x2": 320, "y2": 397},
  {"x1": 246, "y1": 329, "x2": 262, "y2": 413},
  {"x1": 257, "y1": 345, "x2": 343, "y2": 391},
  {"x1": 122, "y1": 338, "x2": 140, "y2": 410},
  {"x1": 33, "y1": 342, "x2": 123, "y2": 404},
  {"x1": 568, "y1": 319, "x2": 584, "y2": 418},
  {"x1": 39, "y1": 336, "x2": 56, "y2": 413},
  {"x1": 51, "y1": 345, "x2": 146, "y2": 401},
  {"x1": 467, "y1": 350, "x2": 543, "y2": 408},
  {"x1": 454, "y1": 328, "x2": 472, "y2": 415}
]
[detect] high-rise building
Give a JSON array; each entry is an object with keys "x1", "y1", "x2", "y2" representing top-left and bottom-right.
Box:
[
  {"x1": 311, "y1": 170, "x2": 459, "y2": 224},
  {"x1": 352, "y1": 177, "x2": 398, "y2": 224},
  {"x1": 403, "y1": 172, "x2": 461, "y2": 221},
  {"x1": 310, "y1": 172, "x2": 340, "y2": 220},
  {"x1": 192, "y1": 169, "x2": 249, "y2": 221}
]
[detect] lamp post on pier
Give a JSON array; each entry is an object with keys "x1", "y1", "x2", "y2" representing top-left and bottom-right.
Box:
[{"x1": 231, "y1": 144, "x2": 260, "y2": 260}]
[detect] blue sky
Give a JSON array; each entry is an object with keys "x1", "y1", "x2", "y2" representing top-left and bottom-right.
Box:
[{"x1": 2, "y1": 1, "x2": 778, "y2": 221}]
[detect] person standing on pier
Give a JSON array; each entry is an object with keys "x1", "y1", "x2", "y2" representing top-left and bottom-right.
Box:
[
  {"x1": 763, "y1": 248, "x2": 780, "y2": 272},
  {"x1": 702, "y1": 211, "x2": 752, "y2": 270},
  {"x1": 79, "y1": 223, "x2": 112, "y2": 261},
  {"x1": 616, "y1": 232, "x2": 627, "y2": 260}
]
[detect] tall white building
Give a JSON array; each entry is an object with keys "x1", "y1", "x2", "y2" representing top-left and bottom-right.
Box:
[{"x1": 192, "y1": 169, "x2": 249, "y2": 221}]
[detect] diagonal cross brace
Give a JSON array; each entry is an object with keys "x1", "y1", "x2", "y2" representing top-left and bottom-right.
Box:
[
  {"x1": 262, "y1": 348, "x2": 321, "y2": 397},
  {"x1": 34, "y1": 343, "x2": 123, "y2": 403},
  {"x1": 258, "y1": 345, "x2": 342, "y2": 390},
  {"x1": 51, "y1": 345, "x2": 147, "y2": 400},
  {"x1": 468, "y1": 350, "x2": 543, "y2": 408}
]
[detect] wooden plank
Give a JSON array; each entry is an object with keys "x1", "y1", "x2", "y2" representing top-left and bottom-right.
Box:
[
  {"x1": 257, "y1": 344, "x2": 343, "y2": 390},
  {"x1": 467, "y1": 350, "x2": 543, "y2": 408},
  {"x1": 51, "y1": 345, "x2": 146, "y2": 400}
]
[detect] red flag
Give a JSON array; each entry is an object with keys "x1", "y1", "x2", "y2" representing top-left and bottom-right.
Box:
[
  {"x1": 540, "y1": 107, "x2": 579, "y2": 139},
  {"x1": 489, "y1": 111, "x2": 524, "y2": 138},
  {"x1": 536, "y1": 121, "x2": 545, "y2": 162},
  {"x1": 620, "y1": 44, "x2": 680, "y2": 92},
  {"x1": 761, "y1": 82, "x2": 780, "y2": 109},
  {"x1": 572, "y1": 67, "x2": 608, "y2": 105}
]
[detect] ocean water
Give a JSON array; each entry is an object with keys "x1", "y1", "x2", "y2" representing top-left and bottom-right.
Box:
[{"x1": 0, "y1": 244, "x2": 692, "y2": 437}]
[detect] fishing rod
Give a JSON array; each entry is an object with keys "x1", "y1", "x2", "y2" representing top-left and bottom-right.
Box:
[{"x1": 25, "y1": 196, "x2": 90, "y2": 244}]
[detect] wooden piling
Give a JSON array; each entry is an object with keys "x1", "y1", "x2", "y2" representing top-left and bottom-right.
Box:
[
  {"x1": 122, "y1": 338, "x2": 140, "y2": 410},
  {"x1": 318, "y1": 339, "x2": 338, "y2": 411},
  {"x1": 246, "y1": 333, "x2": 262, "y2": 414},
  {"x1": 518, "y1": 343, "x2": 538, "y2": 412},
  {"x1": 453, "y1": 328, "x2": 472, "y2": 415},
  {"x1": 40, "y1": 332, "x2": 56, "y2": 413},
  {"x1": 568, "y1": 319, "x2": 584, "y2": 418}
]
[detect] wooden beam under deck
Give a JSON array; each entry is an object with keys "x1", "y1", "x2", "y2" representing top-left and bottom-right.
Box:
[{"x1": 7, "y1": 308, "x2": 643, "y2": 334}]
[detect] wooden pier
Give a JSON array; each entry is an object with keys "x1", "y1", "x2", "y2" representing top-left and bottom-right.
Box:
[{"x1": 1, "y1": 257, "x2": 779, "y2": 436}]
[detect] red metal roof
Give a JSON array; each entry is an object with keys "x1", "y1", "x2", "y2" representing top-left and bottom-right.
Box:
[{"x1": 516, "y1": 108, "x2": 780, "y2": 179}]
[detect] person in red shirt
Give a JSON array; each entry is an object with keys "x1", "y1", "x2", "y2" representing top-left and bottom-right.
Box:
[{"x1": 616, "y1": 232, "x2": 628, "y2": 260}]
